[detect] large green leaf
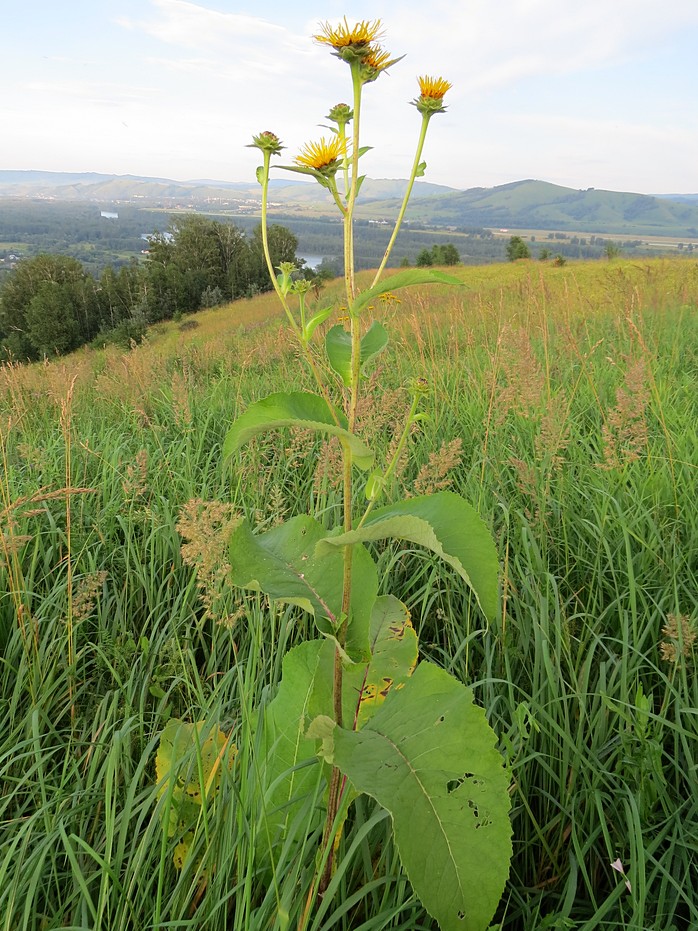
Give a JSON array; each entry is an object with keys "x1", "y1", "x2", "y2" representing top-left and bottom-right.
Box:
[
  {"x1": 222, "y1": 391, "x2": 374, "y2": 471},
  {"x1": 259, "y1": 641, "x2": 325, "y2": 843},
  {"x1": 318, "y1": 491, "x2": 499, "y2": 622},
  {"x1": 229, "y1": 515, "x2": 377, "y2": 662},
  {"x1": 351, "y1": 268, "x2": 462, "y2": 316},
  {"x1": 331, "y1": 662, "x2": 512, "y2": 931},
  {"x1": 260, "y1": 600, "x2": 418, "y2": 860},
  {"x1": 325, "y1": 320, "x2": 389, "y2": 387}
]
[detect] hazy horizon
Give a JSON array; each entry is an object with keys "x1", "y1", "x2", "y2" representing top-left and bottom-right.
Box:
[{"x1": 2, "y1": 168, "x2": 697, "y2": 201}]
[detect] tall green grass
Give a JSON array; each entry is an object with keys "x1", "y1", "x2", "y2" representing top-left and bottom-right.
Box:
[{"x1": 1, "y1": 258, "x2": 696, "y2": 929}]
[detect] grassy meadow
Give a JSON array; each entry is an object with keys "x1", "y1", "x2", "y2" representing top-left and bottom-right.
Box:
[{"x1": 1, "y1": 257, "x2": 697, "y2": 930}]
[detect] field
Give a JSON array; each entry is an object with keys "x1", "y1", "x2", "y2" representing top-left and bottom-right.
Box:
[
  {"x1": 1, "y1": 257, "x2": 697, "y2": 930},
  {"x1": 489, "y1": 228, "x2": 698, "y2": 253}
]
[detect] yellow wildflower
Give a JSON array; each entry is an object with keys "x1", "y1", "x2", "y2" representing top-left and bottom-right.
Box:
[
  {"x1": 294, "y1": 137, "x2": 346, "y2": 172},
  {"x1": 360, "y1": 45, "x2": 403, "y2": 83},
  {"x1": 314, "y1": 18, "x2": 383, "y2": 52},
  {"x1": 413, "y1": 75, "x2": 452, "y2": 116},
  {"x1": 417, "y1": 75, "x2": 453, "y2": 100}
]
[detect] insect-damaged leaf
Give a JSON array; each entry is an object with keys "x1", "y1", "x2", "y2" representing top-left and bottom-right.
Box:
[
  {"x1": 331, "y1": 662, "x2": 512, "y2": 931},
  {"x1": 312, "y1": 595, "x2": 417, "y2": 730},
  {"x1": 347, "y1": 594, "x2": 417, "y2": 729}
]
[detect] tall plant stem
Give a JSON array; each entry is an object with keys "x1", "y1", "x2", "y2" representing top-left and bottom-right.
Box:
[
  {"x1": 259, "y1": 152, "x2": 296, "y2": 329},
  {"x1": 259, "y1": 151, "x2": 341, "y2": 426},
  {"x1": 371, "y1": 112, "x2": 431, "y2": 287},
  {"x1": 343, "y1": 66, "x2": 363, "y2": 314},
  {"x1": 319, "y1": 64, "x2": 364, "y2": 897}
]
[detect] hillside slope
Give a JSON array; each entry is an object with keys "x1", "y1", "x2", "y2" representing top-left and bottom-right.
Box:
[{"x1": 360, "y1": 179, "x2": 698, "y2": 235}]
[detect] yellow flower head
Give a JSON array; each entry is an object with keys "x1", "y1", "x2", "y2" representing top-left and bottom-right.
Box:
[
  {"x1": 360, "y1": 45, "x2": 403, "y2": 83},
  {"x1": 294, "y1": 136, "x2": 346, "y2": 173},
  {"x1": 413, "y1": 75, "x2": 452, "y2": 116},
  {"x1": 417, "y1": 75, "x2": 453, "y2": 100},
  {"x1": 314, "y1": 17, "x2": 383, "y2": 52}
]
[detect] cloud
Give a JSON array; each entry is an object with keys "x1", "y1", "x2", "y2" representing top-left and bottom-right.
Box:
[
  {"x1": 384, "y1": 0, "x2": 698, "y2": 93},
  {"x1": 456, "y1": 108, "x2": 697, "y2": 192},
  {"x1": 6, "y1": 0, "x2": 698, "y2": 190},
  {"x1": 118, "y1": 0, "x2": 289, "y2": 52},
  {"x1": 116, "y1": 0, "x2": 327, "y2": 97},
  {"x1": 508, "y1": 111, "x2": 694, "y2": 146}
]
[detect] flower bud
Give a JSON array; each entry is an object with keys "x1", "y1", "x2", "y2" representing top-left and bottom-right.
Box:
[{"x1": 248, "y1": 131, "x2": 284, "y2": 154}]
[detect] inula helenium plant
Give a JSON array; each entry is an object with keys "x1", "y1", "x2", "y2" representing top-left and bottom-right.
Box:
[{"x1": 166, "y1": 18, "x2": 513, "y2": 931}]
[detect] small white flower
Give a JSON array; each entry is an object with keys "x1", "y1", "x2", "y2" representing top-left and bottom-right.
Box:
[{"x1": 610, "y1": 858, "x2": 632, "y2": 892}]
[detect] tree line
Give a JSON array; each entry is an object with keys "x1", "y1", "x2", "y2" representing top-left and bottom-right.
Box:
[
  {"x1": 0, "y1": 215, "x2": 300, "y2": 362},
  {"x1": 0, "y1": 198, "x2": 501, "y2": 279}
]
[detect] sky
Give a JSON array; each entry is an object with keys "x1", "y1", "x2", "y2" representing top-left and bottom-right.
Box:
[{"x1": 2, "y1": 0, "x2": 698, "y2": 195}]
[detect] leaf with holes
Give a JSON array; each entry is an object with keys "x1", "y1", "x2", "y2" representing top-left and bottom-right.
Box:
[
  {"x1": 312, "y1": 595, "x2": 418, "y2": 730},
  {"x1": 330, "y1": 662, "x2": 512, "y2": 931}
]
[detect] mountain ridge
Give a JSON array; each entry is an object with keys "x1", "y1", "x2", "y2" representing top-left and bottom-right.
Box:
[{"x1": 1, "y1": 171, "x2": 697, "y2": 237}]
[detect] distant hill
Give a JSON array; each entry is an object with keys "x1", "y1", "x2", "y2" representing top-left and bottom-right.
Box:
[
  {"x1": 356, "y1": 179, "x2": 698, "y2": 237},
  {"x1": 0, "y1": 170, "x2": 454, "y2": 209},
  {"x1": 656, "y1": 193, "x2": 698, "y2": 205},
  {"x1": 1, "y1": 171, "x2": 698, "y2": 237}
]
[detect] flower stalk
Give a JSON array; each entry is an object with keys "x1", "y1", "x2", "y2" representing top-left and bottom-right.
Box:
[
  {"x1": 371, "y1": 111, "x2": 431, "y2": 286},
  {"x1": 252, "y1": 137, "x2": 340, "y2": 426}
]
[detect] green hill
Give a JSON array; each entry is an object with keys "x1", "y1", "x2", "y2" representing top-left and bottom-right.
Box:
[
  {"x1": 359, "y1": 179, "x2": 698, "y2": 236},
  {"x1": 2, "y1": 171, "x2": 698, "y2": 238}
]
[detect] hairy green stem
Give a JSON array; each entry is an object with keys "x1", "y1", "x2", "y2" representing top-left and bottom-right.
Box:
[
  {"x1": 343, "y1": 66, "x2": 363, "y2": 311},
  {"x1": 259, "y1": 150, "x2": 341, "y2": 426},
  {"x1": 371, "y1": 112, "x2": 432, "y2": 287},
  {"x1": 320, "y1": 63, "x2": 365, "y2": 897}
]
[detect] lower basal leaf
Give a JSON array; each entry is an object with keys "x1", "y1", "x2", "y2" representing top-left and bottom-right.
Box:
[
  {"x1": 259, "y1": 641, "x2": 325, "y2": 844},
  {"x1": 331, "y1": 661, "x2": 512, "y2": 931}
]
